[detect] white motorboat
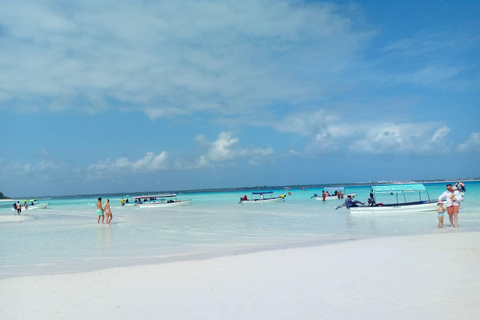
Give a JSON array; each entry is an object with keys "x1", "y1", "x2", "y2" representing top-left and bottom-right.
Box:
[
  {"x1": 312, "y1": 187, "x2": 357, "y2": 201},
  {"x1": 11, "y1": 199, "x2": 49, "y2": 211},
  {"x1": 239, "y1": 191, "x2": 286, "y2": 204},
  {"x1": 136, "y1": 194, "x2": 192, "y2": 208},
  {"x1": 347, "y1": 184, "x2": 437, "y2": 214}
]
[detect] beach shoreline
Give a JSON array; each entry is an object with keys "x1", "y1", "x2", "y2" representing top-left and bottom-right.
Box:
[{"x1": 1, "y1": 231, "x2": 478, "y2": 320}]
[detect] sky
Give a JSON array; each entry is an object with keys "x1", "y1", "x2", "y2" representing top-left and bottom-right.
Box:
[{"x1": 1, "y1": 0, "x2": 479, "y2": 197}]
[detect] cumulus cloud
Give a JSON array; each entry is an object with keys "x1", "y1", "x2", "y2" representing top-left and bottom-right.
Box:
[
  {"x1": 273, "y1": 110, "x2": 453, "y2": 156},
  {"x1": 458, "y1": 132, "x2": 480, "y2": 152},
  {"x1": 89, "y1": 151, "x2": 169, "y2": 174},
  {"x1": 350, "y1": 123, "x2": 450, "y2": 154},
  {"x1": 188, "y1": 131, "x2": 274, "y2": 168},
  {"x1": 0, "y1": 0, "x2": 371, "y2": 117}
]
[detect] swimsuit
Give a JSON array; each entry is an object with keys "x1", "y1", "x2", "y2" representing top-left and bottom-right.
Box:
[{"x1": 97, "y1": 209, "x2": 104, "y2": 216}]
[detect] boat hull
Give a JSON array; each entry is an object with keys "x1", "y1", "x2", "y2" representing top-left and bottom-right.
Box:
[
  {"x1": 11, "y1": 202, "x2": 49, "y2": 211},
  {"x1": 240, "y1": 197, "x2": 285, "y2": 204},
  {"x1": 138, "y1": 200, "x2": 192, "y2": 208},
  {"x1": 315, "y1": 193, "x2": 357, "y2": 201},
  {"x1": 348, "y1": 201, "x2": 437, "y2": 214}
]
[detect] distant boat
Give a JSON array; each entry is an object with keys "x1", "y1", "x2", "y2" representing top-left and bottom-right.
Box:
[
  {"x1": 136, "y1": 194, "x2": 192, "y2": 208},
  {"x1": 300, "y1": 187, "x2": 306, "y2": 191},
  {"x1": 347, "y1": 184, "x2": 437, "y2": 214},
  {"x1": 312, "y1": 187, "x2": 357, "y2": 201},
  {"x1": 239, "y1": 191, "x2": 286, "y2": 204},
  {"x1": 11, "y1": 199, "x2": 49, "y2": 211}
]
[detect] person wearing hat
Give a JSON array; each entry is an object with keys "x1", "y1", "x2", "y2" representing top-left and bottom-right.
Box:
[
  {"x1": 438, "y1": 184, "x2": 463, "y2": 228},
  {"x1": 437, "y1": 201, "x2": 446, "y2": 228}
]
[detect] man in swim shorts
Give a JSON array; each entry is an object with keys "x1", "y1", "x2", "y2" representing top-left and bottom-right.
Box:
[
  {"x1": 438, "y1": 184, "x2": 462, "y2": 228},
  {"x1": 96, "y1": 197, "x2": 105, "y2": 224}
]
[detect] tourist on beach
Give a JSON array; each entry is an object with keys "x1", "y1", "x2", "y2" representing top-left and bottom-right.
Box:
[
  {"x1": 121, "y1": 198, "x2": 125, "y2": 206},
  {"x1": 345, "y1": 195, "x2": 365, "y2": 207},
  {"x1": 104, "y1": 199, "x2": 113, "y2": 224},
  {"x1": 96, "y1": 197, "x2": 105, "y2": 224},
  {"x1": 438, "y1": 184, "x2": 462, "y2": 228},
  {"x1": 322, "y1": 191, "x2": 326, "y2": 201},
  {"x1": 367, "y1": 193, "x2": 376, "y2": 206},
  {"x1": 455, "y1": 182, "x2": 466, "y2": 193},
  {"x1": 16, "y1": 201, "x2": 21, "y2": 215},
  {"x1": 24, "y1": 202, "x2": 28, "y2": 210},
  {"x1": 260, "y1": 194, "x2": 264, "y2": 200},
  {"x1": 243, "y1": 195, "x2": 248, "y2": 200},
  {"x1": 437, "y1": 201, "x2": 445, "y2": 228}
]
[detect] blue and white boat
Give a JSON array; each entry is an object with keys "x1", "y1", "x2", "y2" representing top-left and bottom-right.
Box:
[
  {"x1": 348, "y1": 184, "x2": 437, "y2": 214},
  {"x1": 239, "y1": 191, "x2": 286, "y2": 204}
]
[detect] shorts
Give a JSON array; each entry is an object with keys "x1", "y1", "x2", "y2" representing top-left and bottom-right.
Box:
[
  {"x1": 438, "y1": 213, "x2": 444, "y2": 218},
  {"x1": 447, "y1": 205, "x2": 459, "y2": 215},
  {"x1": 97, "y1": 209, "x2": 104, "y2": 216}
]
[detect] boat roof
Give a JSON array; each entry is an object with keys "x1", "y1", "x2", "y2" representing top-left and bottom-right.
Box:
[
  {"x1": 324, "y1": 187, "x2": 344, "y2": 192},
  {"x1": 252, "y1": 191, "x2": 273, "y2": 194},
  {"x1": 134, "y1": 194, "x2": 176, "y2": 199},
  {"x1": 372, "y1": 184, "x2": 427, "y2": 193}
]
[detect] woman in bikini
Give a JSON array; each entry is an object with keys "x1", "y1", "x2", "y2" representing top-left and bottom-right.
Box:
[{"x1": 104, "y1": 199, "x2": 113, "y2": 224}]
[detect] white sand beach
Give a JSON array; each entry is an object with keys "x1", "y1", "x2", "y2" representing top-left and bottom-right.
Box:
[
  {"x1": 1, "y1": 231, "x2": 479, "y2": 320},
  {"x1": 0, "y1": 215, "x2": 32, "y2": 223}
]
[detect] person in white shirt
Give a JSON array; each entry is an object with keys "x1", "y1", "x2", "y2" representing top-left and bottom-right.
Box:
[{"x1": 438, "y1": 184, "x2": 463, "y2": 228}]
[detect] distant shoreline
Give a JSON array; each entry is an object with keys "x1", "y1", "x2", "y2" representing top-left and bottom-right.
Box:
[{"x1": 11, "y1": 177, "x2": 479, "y2": 200}]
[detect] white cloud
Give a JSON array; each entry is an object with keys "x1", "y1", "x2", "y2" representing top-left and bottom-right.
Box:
[
  {"x1": 0, "y1": 1, "x2": 371, "y2": 117},
  {"x1": 89, "y1": 151, "x2": 169, "y2": 173},
  {"x1": 187, "y1": 131, "x2": 274, "y2": 168},
  {"x1": 274, "y1": 110, "x2": 453, "y2": 156},
  {"x1": 350, "y1": 123, "x2": 450, "y2": 154},
  {"x1": 458, "y1": 132, "x2": 480, "y2": 152}
]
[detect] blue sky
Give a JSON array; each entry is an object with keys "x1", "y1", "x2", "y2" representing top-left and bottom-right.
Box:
[{"x1": 1, "y1": 0, "x2": 479, "y2": 197}]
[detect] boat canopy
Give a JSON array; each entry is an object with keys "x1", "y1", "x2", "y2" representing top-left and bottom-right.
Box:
[
  {"x1": 252, "y1": 191, "x2": 273, "y2": 195},
  {"x1": 371, "y1": 184, "x2": 427, "y2": 193},
  {"x1": 324, "y1": 187, "x2": 345, "y2": 192},
  {"x1": 134, "y1": 194, "x2": 176, "y2": 199}
]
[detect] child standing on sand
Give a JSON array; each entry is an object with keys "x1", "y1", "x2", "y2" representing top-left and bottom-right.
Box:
[{"x1": 437, "y1": 201, "x2": 445, "y2": 228}]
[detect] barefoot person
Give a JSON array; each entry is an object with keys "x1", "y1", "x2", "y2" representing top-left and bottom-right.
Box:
[
  {"x1": 438, "y1": 184, "x2": 462, "y2": 228},
  {"x1": 96, "y1": 197, "x2": 105, "y2": 224},
  {"x1": 104, "y1": 199, "x2": 113, "y2": 224},
  {"x1": 16, "y1": 201, "x2": 22, "y2": 215},
  {"x1": 437, "y1": 201, "x2": 445, "y2": 228}
]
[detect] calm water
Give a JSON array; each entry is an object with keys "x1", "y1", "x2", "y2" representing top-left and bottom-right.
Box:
[{"x1": 1, "y1": 182, "x2": 479, "y2": 279}]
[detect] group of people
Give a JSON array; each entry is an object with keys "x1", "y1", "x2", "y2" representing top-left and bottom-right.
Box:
[
  {"x1": 437, "y1": 183, "x2": 463, "y2": 228},
  {"x1": 96, "y1": 197, "x2": 113, "y2": 224},
  {"x1": 12, "y1": 201, "x2": 34, "y2": 215},
  {"x1": 337, "y1": 183, "x2": 465, "y2": 228},
  {"x1": 311, "y1": 190, "x2": 345, "y2": 200}
]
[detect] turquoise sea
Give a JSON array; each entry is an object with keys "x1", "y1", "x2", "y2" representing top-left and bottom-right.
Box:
[{"x1": 1, "y1": 181, "x2": 479, "y2": 279}]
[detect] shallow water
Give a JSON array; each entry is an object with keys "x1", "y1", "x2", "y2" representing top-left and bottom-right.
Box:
[{"x1": 1, "y1": 182, "x2": 479, "y2": 278}]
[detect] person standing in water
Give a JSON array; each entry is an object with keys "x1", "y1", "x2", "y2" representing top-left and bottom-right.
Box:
[
  {"x1": 438, "y1": 184, "x2": 462, "y2": 228},
  {"x1": 104, "y1": 199, "x2": 113, "y2": 224},
  {"x1": 16, "y1": 201, "x2": 22, "y2": 215},
  {"x1": 96, "y1": 197, "x2": 104, "y2": 224}
]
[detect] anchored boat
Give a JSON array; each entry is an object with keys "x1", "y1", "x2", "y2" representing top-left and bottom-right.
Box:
[
  {"x1": 11, "y1": 199, "x2": 49, "y2": 211},
  {"x1": 239, "y1": 191, "x2": 286, "y2": 204},
  {"x1": 348, "y1": 184, "x2": 437, "y2": 214},
  {"x1": 136, "y1": 194, "x2": 192, "y2": 208},
  {"x1": 312, "y1": 187, "x2": 357, "y2": 201}
]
